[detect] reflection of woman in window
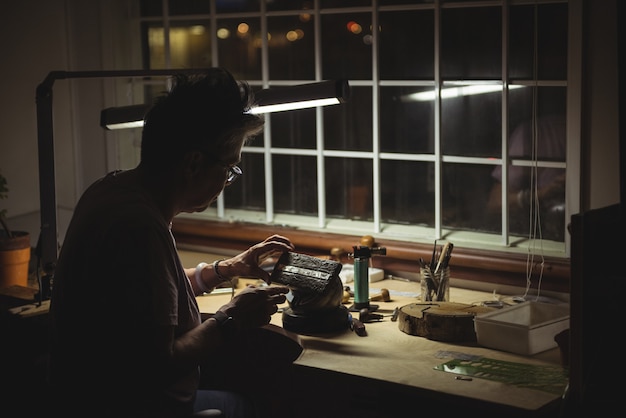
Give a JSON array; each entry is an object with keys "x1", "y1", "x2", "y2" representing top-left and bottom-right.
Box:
[{"x1": 487, "y1": 114, "x2": 566, "y2": 241}]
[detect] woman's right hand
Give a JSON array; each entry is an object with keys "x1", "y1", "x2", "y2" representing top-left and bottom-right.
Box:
[{"x1": 216, "y1": 284, "x2": 289, "y2": 331}]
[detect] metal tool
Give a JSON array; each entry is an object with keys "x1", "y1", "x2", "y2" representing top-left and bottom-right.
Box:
[
  {"x1": 348, "y1": 313, "x2": 367, "y2": 336},
  {"x1": 358, "y1": 306, "x2": 400, "y2": 323}
]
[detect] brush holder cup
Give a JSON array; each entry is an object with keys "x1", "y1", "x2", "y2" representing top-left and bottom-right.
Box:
[{"x1": 420, "y1": 266, "x2": 450, "y2": 302}]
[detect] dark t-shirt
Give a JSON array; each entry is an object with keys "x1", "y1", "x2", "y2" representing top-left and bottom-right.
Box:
[{"x1": 49, "y1": 170, "x2": 201, "y2": 417}]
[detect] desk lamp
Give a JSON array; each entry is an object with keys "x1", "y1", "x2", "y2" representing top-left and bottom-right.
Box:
[
  {"x1": 100, "y1": 79, "x2": 350, "y2": 129},
  {"x1": 36, "y1": 70, "x2": 349, "y2": 303}
]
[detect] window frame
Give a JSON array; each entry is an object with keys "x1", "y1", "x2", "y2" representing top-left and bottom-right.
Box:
[{"x1": 120, "y1": 0, "x2": 581, "y2": 293}]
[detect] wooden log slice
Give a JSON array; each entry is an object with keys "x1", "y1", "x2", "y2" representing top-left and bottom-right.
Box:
[{"x1": 397, "y1": 302, "x2": 496, "y2": 342}]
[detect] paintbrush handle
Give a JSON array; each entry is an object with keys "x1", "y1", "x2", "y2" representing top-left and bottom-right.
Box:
[{"x1": 434, "y1": 242, "x2": 450, "y2": 274}]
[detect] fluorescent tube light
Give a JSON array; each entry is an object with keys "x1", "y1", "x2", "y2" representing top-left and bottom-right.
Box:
[
  {"x1": 100, "y1": 104, "x2": 150, "y2": 130},
  {"x1": 100, "y1": 79, "x2": 350, "y2": 129},
  {"x1": 249, "y1": 79, "x2": 349, "y2": 114},
  {"x1": 401, "y1": 84, "x2": 524, "y2": 102},
  {"x1": 248, "y1": 97, "x2": 342, "y2": 114}
]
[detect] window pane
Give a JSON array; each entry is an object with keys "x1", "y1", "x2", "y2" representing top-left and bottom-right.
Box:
[
  {"x1": 321, "y1": 13, "x2": 372, "y2": 80},
  {"x1": 224, "y1": 153, "x2": 265, "y2": 210},
  {"x1": 325, "y1": 157, "x2": 373, "y2": 221},
  {"x1": 380, "y1": 86, "x2": 434, "y2": 154},
  {"x1": 441, "y1": 83, "x2": 502, "y2": 157},
  {"x1": 508, "y1": 86, "x2": 567, "y2": 159},
  {"x1": 490, "y1": 85, "x2": 567, "y2": 243},
  {"x1": 443, "y1": 163, "x2": 497, "y2": 233},
  {"x1": 168, "y1": 0, "x2": 211, "y2": 15},
  {"x1": 442, "y1": 7, "x2": 502, "y2": 79},
  {"x1": 216, "y1": 0, "x2": 259, "y2": 13},
  {"x1": 510, "y1": 3, "x2": 568, "y2": 80},
  {"x1": 140, "y1": 0, "x2": 162, "y2": 16},
  {"x1": 267, "y1": 1, "x2": 315, "y2": 12},
  {"x1": 216, "y1": 18, "x2": 262, "y2": 79},
  {"x1": 381, "y1": 160, "x2": 434, "y2": 226},
  {"x1": 488, "y1": 164, "x2": 566, "y2": 243},
  {"x1": 269, "y1": 108, "x2": 317, "y2": 149},
  {"x1": 379, "y1": 0, "x2": 433, "y2": 4},
  {"x1": 379, "y1": 10, "x2": 434, "y2": 80},
  {"x1": 508, "y1": 167, "x2": 566, "y2": 242},
  {"x1": 442, "y1": 0, "x2": 499, "y2": 3},
  {"x1": 324, "y1": 86, "x2": 373, "y2": 151},
  {"x1": 268, "y1": 15, "x2": 315, "y2": 80},
  {"x1": 321, "y1": 0, "x2": 372, "y2": 7},
  {"x1": 509, "y1": 5, "x2": 534, "y2": 79},
  {"x1": 537, "y1": 3, "x2": 568, "y2": 80},
  {"x1": 273, "y1": 155, "x2": 318, "y2": 215},
  {"x1": 143, "y1": 22, "x2": 213, "y2": 69}
]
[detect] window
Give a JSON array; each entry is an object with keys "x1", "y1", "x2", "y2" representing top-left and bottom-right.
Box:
[{"x1": 121, "y1": 0, "x2": 577, "y2": 263}]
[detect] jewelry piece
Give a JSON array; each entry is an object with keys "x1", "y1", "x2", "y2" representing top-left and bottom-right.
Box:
[
  {"x1": 212, "y1": 310, "x2": 235, "y2": 337},
  {"x1": 213, "y1": 259, "x2": 235, "y2": 299},
  {"x1": 195, "y1": 262, "x2": 211, "y2": 293},
  {"x1": 212, "y1": 258, "x2": 228, "y2": 282}
]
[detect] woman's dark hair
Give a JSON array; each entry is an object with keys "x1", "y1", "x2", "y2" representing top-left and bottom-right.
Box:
[{"x1": 140, "y1": 68, "x2": 264, "y2": 169}]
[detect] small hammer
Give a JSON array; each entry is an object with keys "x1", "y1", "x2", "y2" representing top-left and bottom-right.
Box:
[
  {"x1": 370, "y1": 288, "x2": 391, "y2": 302},
  {"x1": 359, "y1": 307, "x2": 400, "y2": 323}
]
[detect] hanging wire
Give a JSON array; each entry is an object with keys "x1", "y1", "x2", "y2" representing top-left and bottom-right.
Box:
[{"x1": 522, "y1": 1, "x2": 546, "y2": 301}]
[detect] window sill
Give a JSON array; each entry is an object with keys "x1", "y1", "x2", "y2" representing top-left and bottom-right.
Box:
[{"x1": 172, "y1": 217, "x2": 570, "y2": 294}]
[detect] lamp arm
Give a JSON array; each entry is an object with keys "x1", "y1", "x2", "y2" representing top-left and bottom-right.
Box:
[
  {"x1": 35, "y1": 69, "x2": 214, "y2": 291},
  {"x1": 35, "y1": 79, "x2": 57, "y2": 279},
  {"x1": 35, "y1": 70, "x2": 350, "y2": 298}
]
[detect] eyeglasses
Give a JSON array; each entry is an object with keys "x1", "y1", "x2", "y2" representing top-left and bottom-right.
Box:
[
  {"x1": 225, "y1": 164, "x2": 242, "y2": 185},
  {"x1": 202, "y1": 151, "x2": 243, "y2": 185}
]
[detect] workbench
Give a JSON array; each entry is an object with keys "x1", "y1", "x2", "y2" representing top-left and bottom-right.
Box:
[
  {"x1": 182, "y1": 251, "x2": 567, "y2": 418},
  {"x1": 1, "y1": 250, "x2": 567, "y2": 417}
]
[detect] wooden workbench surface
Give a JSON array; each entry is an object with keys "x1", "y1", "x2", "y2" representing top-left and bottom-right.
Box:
[{"x1": 196, "y1": 276, "x2": 565, "y2": 413}]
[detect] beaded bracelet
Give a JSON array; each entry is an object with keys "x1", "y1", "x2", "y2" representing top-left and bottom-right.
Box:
[{"x1": 213, "y1": 259, "x2": 235, "y2": 299}]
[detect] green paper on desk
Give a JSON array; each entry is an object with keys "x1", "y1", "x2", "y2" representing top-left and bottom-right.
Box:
[{"x1": 435, "y1": 357, "x2": 568, "y2": 395}]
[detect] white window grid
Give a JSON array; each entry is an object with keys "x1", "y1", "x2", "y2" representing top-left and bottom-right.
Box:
[{"x1": 117, "y1": 0, "x2": 579, "y2": 258}]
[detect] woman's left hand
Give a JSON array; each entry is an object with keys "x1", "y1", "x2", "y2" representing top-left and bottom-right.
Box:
[{"x1": 219, "y1": 234, "x2": 295, "y2": 284}]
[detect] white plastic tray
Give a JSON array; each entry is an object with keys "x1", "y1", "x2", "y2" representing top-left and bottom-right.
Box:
[{"x1": 474, "y1": 301, "x2": 569, "y2": 355}]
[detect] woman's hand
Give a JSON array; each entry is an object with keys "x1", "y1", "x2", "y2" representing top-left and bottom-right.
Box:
[
  {"x1": 217, "y1": 284, "x2": 289, "y2": 331},
  {"x1": 219, "y1": 234, "x2": 295, "y2": 284}
]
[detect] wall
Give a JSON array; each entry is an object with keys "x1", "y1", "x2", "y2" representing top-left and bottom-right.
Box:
[
  {"x1": 0, "y1": 0, "x2": 620, "y2": 253},
  {"x1": 584, "y1": 0, "x2": 620, "y2": 210},
  {"x1": 0, "y1": 0, "x2": 138, "y2": 249},
  {"x1": 0, "y1": 0, "x2": 73, "y2": 247}
]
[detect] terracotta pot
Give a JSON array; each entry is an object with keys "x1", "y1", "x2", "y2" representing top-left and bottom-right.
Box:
[{"x1": 0, "y1": 230, "x2": 31, "y2": 288}]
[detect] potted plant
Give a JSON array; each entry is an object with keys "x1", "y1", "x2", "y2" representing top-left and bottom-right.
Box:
[{"x1": 0, "y1": 170, "x2": 31, "y2": 288}]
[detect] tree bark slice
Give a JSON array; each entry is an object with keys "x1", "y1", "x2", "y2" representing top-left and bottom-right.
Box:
[{"x1": 397, "y1": 302, "x2": 495, "y2": 342}]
